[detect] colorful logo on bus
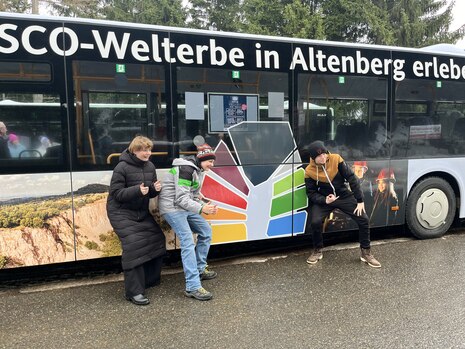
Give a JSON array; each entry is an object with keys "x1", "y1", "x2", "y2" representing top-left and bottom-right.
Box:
[{"x1": 200, "y1": 122, "x2": 308, "y2": 244}]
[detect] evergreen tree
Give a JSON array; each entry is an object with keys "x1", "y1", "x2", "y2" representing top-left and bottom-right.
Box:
[
  {"x1": 242, "y1": 0, "x2": 293, "y2": 36},
  {"x1": 187, "y1": 0, "x2": 242, "y2": 31},
  {"x1": 0, "y1": 0, "x2": 30, "y2": 13},
  {"x1": 103, "y1": 0, "x2": 187, "y2": 27},
  {"x1": 283, "y1": 0, "x2": 325, "y2": 39},
  {"x1": 45, "y1": 0, "x2": 104, "y2": 19},
  {"x1": 322, "y1": 0, "x2": 393, "y2": 44},
  {"x1": 384, "y1": 0, "x2": 465, "y2": 47}
]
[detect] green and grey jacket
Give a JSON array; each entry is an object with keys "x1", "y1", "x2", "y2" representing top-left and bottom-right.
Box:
[{"x1": 158, "y1": 156, "x2": 205, "y2": 215}]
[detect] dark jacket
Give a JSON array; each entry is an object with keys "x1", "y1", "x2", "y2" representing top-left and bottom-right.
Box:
[
  {"x1": 0, "y1": 136, "x2": 10, "y2": 159},
  {"x1": 305, "y1": 153, "x2": 363, "y2": 206},
  {"x1": 107, "y1": 149, "x2": 165, "y2": 270}
]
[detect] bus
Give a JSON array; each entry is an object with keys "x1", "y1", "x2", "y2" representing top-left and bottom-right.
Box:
[{"x1": 1, "y1": 12, "x2": 465, "y2": 273}]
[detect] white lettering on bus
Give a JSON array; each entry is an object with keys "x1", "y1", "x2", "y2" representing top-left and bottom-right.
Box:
[
  {"x1": 3, "y1": 23, "x2": 465, "y2": 82},
  {"x1": 22, "y1": 25, "x2": 47, "y2": 55},
  {"x1": 0, "y1": 24, "x2": 19, "y2": 54},
  {"x1": 92, "y1": 30, "x2": 130, "y2": 59},
  {"x1": 230, "y1": 47, "x2": 245, "y2": 67},
  {"x1": 290, "y1": 47, "x2": 406, "y2": 81},
  {"x1": 413, "y1": 58, "x2": 465, "y2": 80},
  {"x1": 50, "y1": 27, "x2": 79, "y2": 56},
  {"x1": 131, "y1": 39, "x2": 150, "y2": 61},
  {"x1": 210, "y1": 39, "x2": 227, "y2": 66},
  {"x1": 177, "y1": 43, "x2": 194, "y2": 64},
  {"x1": 161, "y1": 37, "x2": 175, "y2": 63},
  {"x1": 263, "y1": 50, "x2": 278, "y2": 69}
]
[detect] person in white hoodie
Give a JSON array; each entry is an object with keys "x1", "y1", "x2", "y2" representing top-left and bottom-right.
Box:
[{"x1": 159, "y1": 143, "x2": 218, "y2": 301}]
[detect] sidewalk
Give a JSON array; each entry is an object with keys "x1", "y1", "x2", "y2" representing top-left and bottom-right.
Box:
[{"x1": 2, "y1": 234, "x2": 465, "y2": 349}]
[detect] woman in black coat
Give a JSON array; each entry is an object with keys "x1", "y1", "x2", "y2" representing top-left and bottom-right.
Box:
[{"x1": 107, "y1": 136, "x2": 166, "y2": 305}]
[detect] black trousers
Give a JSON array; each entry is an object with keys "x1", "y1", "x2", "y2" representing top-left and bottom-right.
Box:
[
  {"x1": 310, "y1": 195, "x2": 370, "y2": 249},
  {"x1": 124, "y1": 256, "x2": 163, "y2": 298}
]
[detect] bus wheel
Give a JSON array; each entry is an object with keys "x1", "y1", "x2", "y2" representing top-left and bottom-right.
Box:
[{"x1": 406, "y1": 177, "x2": 456, "y2": 239}]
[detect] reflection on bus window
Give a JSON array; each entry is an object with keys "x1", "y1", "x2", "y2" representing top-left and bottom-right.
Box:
[
  {"x1": 0, "y1": 94, "x2": 63, "y2": 166},
  {"x1": 73, "y1": 61, "x2": 169, "y2": 168},
  {"x1": 297, "y1": 75, "x2": 388, "y2": 161},
  {"x1": 392, "y1": 79, "x2": 465, "y2": 158}
]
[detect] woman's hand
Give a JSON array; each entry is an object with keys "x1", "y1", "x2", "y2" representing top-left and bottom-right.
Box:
[{"x1": 140, "y1": 183, "x2": 149, "y2": 195}]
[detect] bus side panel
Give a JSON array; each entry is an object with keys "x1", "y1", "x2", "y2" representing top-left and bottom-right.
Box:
[{"x1": 0, "y1": 173, "x2": 74, "y2": 268}]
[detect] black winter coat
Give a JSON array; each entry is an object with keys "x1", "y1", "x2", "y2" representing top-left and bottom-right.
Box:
[
  {"x1": 107, "y1": 149, "x2": 165, "y2": 270},
  {"x1": 0, "y1": 136, "x2": 10, "y2": 158}
]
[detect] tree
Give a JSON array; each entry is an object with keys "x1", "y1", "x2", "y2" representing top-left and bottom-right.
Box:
[
  {"x1": 0, "y1": 0, "x2": 30, "y2": 13},
  {"x1": 242, "y1": 0, "x2": 294, "y2": 36},
  {"x1": 103, "y1": 0, "x2": 186, "y2": 27},
  {"x1": 322, "y1": 0, "x2": 393, "y2": 44},
  {"x1": 282, "y1": 0, "x2": 325, "y2": 39},
  {"x1": 45, "y1": 0, "x2": 105, "y2": 19},
  {"x1": 187, "y1": 0, "x2": 242, "y2": 31},
  {"x1": 384, "y1": 0, "x2": 465, "y2": 47}
]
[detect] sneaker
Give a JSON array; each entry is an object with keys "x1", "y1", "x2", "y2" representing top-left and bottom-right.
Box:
[
  {"x1": 184, "y1": 287, "x2": 213, "y2": 301},
  {"x1": 360, "y1": 248, "x2": 381, "y2": 268},
  {"x1": 306, "y1": 248, "x2": 323, "y2": 264},
  {"x1": 200, "y1": 266, "x2": 217, "y2": 280}
]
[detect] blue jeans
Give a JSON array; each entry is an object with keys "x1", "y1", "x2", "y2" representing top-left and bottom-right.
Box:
[{"x1": 163, "y1": 211, "x2": 212, "y2": 291}]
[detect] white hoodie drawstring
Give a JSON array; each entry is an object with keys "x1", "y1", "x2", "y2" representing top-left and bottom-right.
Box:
[{"x1": 321, "y1": 164, "x2": 337, "y2": 196}]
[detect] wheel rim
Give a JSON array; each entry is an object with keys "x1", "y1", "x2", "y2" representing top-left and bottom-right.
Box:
[{"x1": 415, "y1": 188, "x2": 449, "y2": 229}]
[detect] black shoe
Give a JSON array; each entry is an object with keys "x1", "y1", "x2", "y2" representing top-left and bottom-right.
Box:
[{"x1": 125, "y1": 294, "x2": 150, "y2": 305}]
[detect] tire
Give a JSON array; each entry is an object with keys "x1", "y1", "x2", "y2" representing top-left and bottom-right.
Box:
[{"x1": 406, "y1": 177, "x2": 456, "y2": 239}]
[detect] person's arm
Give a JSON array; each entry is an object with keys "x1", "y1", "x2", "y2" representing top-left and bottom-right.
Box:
[
  {"x1": 148, "y1": 166, "x2": 160, "y2": 198},
  {"x1": 305, "y1": 178, "x2": 326, "y2": 205},
  {"x1": 173, "y1": 165, "x2": 204, "y2": 213},
  {"x1": 109, "y1": 165, "x2": 143, "y2": 203}
]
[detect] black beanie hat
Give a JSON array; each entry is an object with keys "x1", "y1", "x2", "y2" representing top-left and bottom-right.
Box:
[
  {"x1": 196, "y1": 143, "x2": 216, "y2": 162},
  {"x1": 308, "y1": 140, "x2": 329, "y2": 160}
]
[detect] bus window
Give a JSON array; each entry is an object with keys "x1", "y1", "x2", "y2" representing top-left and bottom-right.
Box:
[
  {"x1": 392, "y1": 79, "x2": 465, "y2": 158},
  {"x1": 0, "y1": 93, "x2": 63, "y2": 166},
  {"x1": 176, "y1": 67, "x2": 289, "y2": 159},
  {"x1": 0, "y1": 62, "x2": 51, "y2": 82},
  {"x1": 296, "y1": 75, "x2": 388, "y2": 161},
  {"x1": 72, "y1": 61, "x2": 169, "y2": 168}
]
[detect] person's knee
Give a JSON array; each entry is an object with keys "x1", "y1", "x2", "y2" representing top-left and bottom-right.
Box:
[
  {"x1": 177, "y1": 232, "x2": 195, "y2": 250},
  {"x1": 198, "y1": 227, "x2": 212, "y2": 241},
  {"x1": 310, "y1": 218, "x2": 323, "y2": 231}
]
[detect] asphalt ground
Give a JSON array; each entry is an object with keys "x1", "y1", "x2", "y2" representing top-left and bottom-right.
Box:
[{"x1": 2, "y1": 232, "x2": 465, "y2": 349}]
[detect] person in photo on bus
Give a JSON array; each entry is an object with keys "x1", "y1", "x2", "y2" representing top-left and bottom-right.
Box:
[
  {"x1": 352, "y1": 160, "x2": 374, "y2": 209},
  {"x1": 36, "y1": 136, "x2": 52, "y2": 156},
  {"x1": 370, "y1": 168, "x2": 399, "y2": 226},
  {"x1": 7, "y1": 133, "x2": 26, "y2": 158},
  {"x1": 158, "y1": 143, "x2": 218, "y2": 301},
  {"x1": 0, "y1": 121, "x2": 11, "y2": 158},
  {"x1": 305, "y1": 140, "x2": 381, "y2": 268},
  {"x1": 107, "y1": 136, "x2": 166, "y2": 306}
]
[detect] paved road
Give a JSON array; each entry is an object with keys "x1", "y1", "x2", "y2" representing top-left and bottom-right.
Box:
[{"x1": 2, "y1": 233, "x2": 465, "y2": 349}]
